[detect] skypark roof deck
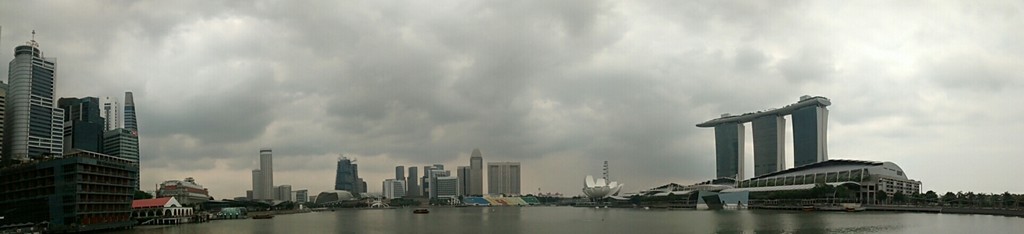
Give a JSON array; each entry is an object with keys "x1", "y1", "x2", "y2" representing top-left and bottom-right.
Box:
[{"x1": 696, "y1": 96, "x2": 831, "y2": 127}]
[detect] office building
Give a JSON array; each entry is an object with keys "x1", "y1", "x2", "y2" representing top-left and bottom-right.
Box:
[
  {"x1": 251, "y1": 169, "x2": 263, "y2": 199},
  {"x1": 156, "y1": 177, "x2": 211, "y2": 205},
  {"x1": 275, "y1": 185, "x2": 292, "y2": 201},
  {"x1": 246, "y1": 190, "x2": 253, "y2": 200},
  {"x1": 250, "y1": 148, "x2": 274, "y2": 200},
  {"x1": 4, "y1": 38, "x2": 64, "y2": 161},
  {"x1": 102, "y1": 128, "x2": 140, "y2": 189},
  {"x1": 102, "y1": 97, "x2": 119, "y2": 131},
  {"x1": 0, "y1": 151, "x2": 138, "y2": 232},
  {"x1": 356, "y1": 178, "x2": 367, "y2": 193},
  {"x1": 334, "y1": 156, "x2": 360, "y2": 192},
  {"x1": 434, "y1": 176, "x2": 459, "y2": 199},
  {"x1": 294, "y1": 189, "x2": 309, "y2": 203},
  {"x1": 427, "y1": 168, "x2": 450, "y2": 199},
  {"x1": 0, "y1": 82, "x2": 7, "y2": 154},
  {"x1": 421, "y1": 166, "x2": 431, "y2": 196},
  {"x1": 407, "y1": 166, "x2": 419, "y2": 197},
  {"x1": 697, "y1": 96, "x2": 831, "y2": 180},
  {"x1": 59, "y1": 97, "x2": 105, "y2": 153},
  {"x1": 123, "y1": 92, "x2": 137, "y2": 131},
  {"x1": 396, "y1": 165, "x2": 404, "y2": 180},
  {"x1": 487, "y1": 162, "x2": 521, "y2": 195},
  {"x1": 457, "y1": 166, "x2": 470, "y2": 196},
  {"x1": 469, "y1": 148, "x2": 484, "y2": 196},
  {"x1": 383, "y1": 179, "x2": 407, "y2": 199}
]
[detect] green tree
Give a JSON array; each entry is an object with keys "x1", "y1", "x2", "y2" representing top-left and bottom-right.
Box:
[
  {"x1": 893, "y1": 192, "x2": 906, "y2": 204},
  {"x1": 924, "y1": 190, "x2": 939, "y2": 203},
  {"x1": 876, "y1": 191, "x2": 889, "y2": 204},
  {"x1": 134, "y1": 190, "x2": 153, "y2": 200},
  {"x1": 942, "y1": 192, "x2": 956, "y2": 206}
]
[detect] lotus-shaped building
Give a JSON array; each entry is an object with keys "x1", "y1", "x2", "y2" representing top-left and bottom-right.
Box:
[{"x1": 582, "y1": 175, "x2": 623, "y2": 199}]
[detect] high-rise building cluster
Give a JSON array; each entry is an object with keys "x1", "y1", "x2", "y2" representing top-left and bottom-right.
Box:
[
  {"x1": 249, "y1": 148, "x2": 301, "y2": 201},
  {"x1": 389, "y1": 148, "x2": 520, "y2": 202},
  {"x1": 0, "y1": 34, "x2": 143, "y2": 232}
]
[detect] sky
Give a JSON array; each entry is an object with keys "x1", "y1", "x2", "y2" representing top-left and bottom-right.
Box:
[{"x1": 2, "y1": 0, "x2": 1023, "y2": 200}]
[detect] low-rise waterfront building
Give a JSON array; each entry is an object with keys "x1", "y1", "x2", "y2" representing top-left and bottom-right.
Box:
[
  {"x1": 723, "y1": 159, "x2": 922, "y2": 203},
  {"x1": 131, "y1": 197, "x2": 193, "y2": 225},
  {"x1": 156, "y1": 177, "x2": 211, "y2": 205}
]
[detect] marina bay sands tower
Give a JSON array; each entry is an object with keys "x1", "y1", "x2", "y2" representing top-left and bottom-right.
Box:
[{"x1": 697, "y1": 95, "x2": 830, "y2": 180}]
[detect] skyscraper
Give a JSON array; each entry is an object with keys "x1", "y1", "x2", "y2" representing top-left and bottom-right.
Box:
[
  {"x1": 59, "y1": 97, "x2": 105, "y2": 153},
  {"x1": 274, "y1": 185, "x2": 292, "y2": 201},
  {"x1": 427, "y1": 168, "x2": 450, "y2": 199},
  {"x1": 102, "y1": 97, "x2": 119, "y2": 131},
  {"x1": 0, "y1": 82, "x2": 7, "y2": 155},
  {"x1": 714, "y1": 123, "x2": 744, "y2": 180},
  {"x1": 792, "y1": 104, "x2": 829, "y2": 167},
  {"x1": 469, "y1": 148, "x2": 483, "y2": 196},
  {"x1": 457, "y1": 166, "x2": 470, "y2": 196},
  {"x1": 260, "y1": 148, "x2": 274, "y2": 200},
  {"x1": 334, "y1": 156, "x2": 360, "y2": 192},
  {"x1": 251, "y1": 169, "x2": 263, "y2": 199},
  {"x1": 4, "y1": 37, "x2": 64, "y2": 161},
  {"x1": 752, "y1": 115, "x2": 785, "y2": 177},
  {"x1": 395, "y1": 166, "x2": 405, "y2": 181},
  {"x1": 487, "y1": 162, "x2": 521, "y2": 195},
  {"x1": 407, "y1": 166, "x2": 419, "y2": 197},
  {"x1": 123, "y1": 92, "x2": 137, "y2": 131},
  {"x1": 382, "y1": 179, "x2": 406, "y2": 199}
]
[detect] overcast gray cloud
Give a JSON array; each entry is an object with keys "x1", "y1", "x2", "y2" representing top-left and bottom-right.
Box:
[{"x1": 2, "y1": 0, "x2": 1023, "y2": 199}]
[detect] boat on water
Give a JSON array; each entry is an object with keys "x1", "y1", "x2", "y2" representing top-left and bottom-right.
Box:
[
  {"x1": 413, "y1": 209, "x2": 430, "y2": 214},
  {"x1": 252, "y1": 214, "x2": 275, "y2": 219},
  {"x1": 801, "y1": 205, "x2": 815, "y2": 212}
]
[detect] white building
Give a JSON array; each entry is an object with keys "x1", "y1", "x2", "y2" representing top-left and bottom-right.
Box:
[
  {"x1": 275, "y1": 185, "x2": 292, "y2": 202},
  {"x1": 434, "y1": 176, "x2": 459, "y2": 199},
  {"x1": 488, "y1": 162, "x2": 521, "y2": 195},
  {"x1": 383, "y1": 179, "x2": 407, "y2": 199}
]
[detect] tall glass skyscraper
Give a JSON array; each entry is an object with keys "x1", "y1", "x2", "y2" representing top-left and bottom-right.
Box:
[
  {"x1": 4, "y1": 39, "x2": 64, "y2": 161},
  {"x1": 59, "y1": 97, "x2": 105, "y2": 153},
  {"x1": 123, "y1": 92, "x2": 137, "y2": 131},
  {"x1": 752, "y1": 115, "x2": 786, "y2": 177},
  {"x1": 792, "y1": 105, "x2": 829, "y2": 167},
  {"x1": 714, "y1": 123, "x2": 745, "y2": 180},
  {"x1": 334, "y1": 156, "x2": 359, "y2": 192},
  {"x1": 469, "y1": 148, "x2": 484, "y2": 196},
  {"x1": 407, "y1": 166, "x2": 419, "y2": 197}
]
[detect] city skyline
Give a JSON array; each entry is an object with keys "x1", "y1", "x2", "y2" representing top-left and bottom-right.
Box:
[{"x1": 3, "y1": 1, "x2": 1024, "y2": 200}]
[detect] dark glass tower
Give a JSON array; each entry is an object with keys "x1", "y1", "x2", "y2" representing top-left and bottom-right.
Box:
[
  {"x1": 334, "y1": 157, "x2": 359, "y2": 192},
  {"x1": 792, "y1": 105, "x2": 828, "y2": 167},
  {"x1": 714, "y1": 123, "x2": 745, "y2": 179},
  {"x1": 123, "y1": 92, "x2": 137, "y2": 131},
  {"x1": 58, "y1": 97, "x2": 105, "y2": 152},
  {"x1": 752, "y1": 115, "x2": 785, "y2": 177}
]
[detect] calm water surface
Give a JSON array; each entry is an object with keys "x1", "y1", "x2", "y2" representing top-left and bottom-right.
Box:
[{"x1": 114, "y1": 206, "x2": 1024, "y2": 233}]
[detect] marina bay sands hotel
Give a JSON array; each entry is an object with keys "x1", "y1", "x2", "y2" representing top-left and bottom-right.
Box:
[{"x1": 697, "y1": 95, "x2": 831, "y2": 180}]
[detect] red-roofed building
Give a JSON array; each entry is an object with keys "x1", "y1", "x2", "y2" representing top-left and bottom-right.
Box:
[{"x1": 131, "y1": 197, "x2": 193, "y2": 225}]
